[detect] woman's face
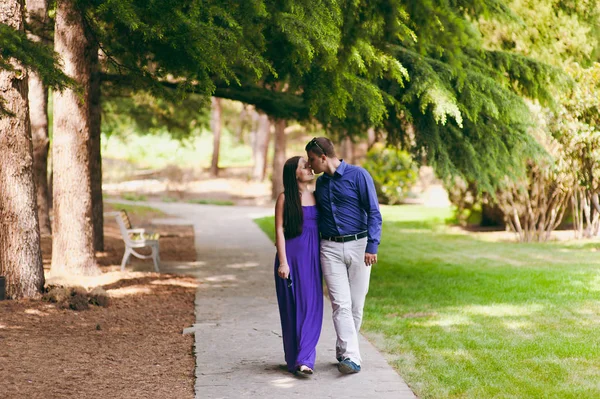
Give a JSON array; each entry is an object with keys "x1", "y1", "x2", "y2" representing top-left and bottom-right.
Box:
[{"x1": 296, "y1": 158, "x2": 314, "y2": 182}]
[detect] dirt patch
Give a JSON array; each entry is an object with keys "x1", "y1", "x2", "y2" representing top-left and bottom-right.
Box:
[{"x1": 1, "y1": 211, "x2": 198, "y2": 399}]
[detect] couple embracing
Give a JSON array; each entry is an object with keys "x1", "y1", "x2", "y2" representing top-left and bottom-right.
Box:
[{"x1": 274, "y1": 137, "x2": 382, "y2": 376}]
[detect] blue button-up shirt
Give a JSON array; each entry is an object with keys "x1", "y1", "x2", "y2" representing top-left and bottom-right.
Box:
[{"x1": 315, "y1": 160, "x2": 382, "y2": 254}]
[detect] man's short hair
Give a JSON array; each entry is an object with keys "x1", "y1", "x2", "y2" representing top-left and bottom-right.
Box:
[{"x1": 305, "y1": 137, "x2": 336, "y2": 157}]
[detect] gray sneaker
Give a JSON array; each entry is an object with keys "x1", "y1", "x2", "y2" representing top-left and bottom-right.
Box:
[{"x1": 338, "y1": 359, "x2": 361, "y2": 374}]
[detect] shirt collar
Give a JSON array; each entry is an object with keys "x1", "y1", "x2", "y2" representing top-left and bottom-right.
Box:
[
  {"x1": 321, "y1": 159, "x2": 346, "y2": 180},
  {"x1": 334, "y1": 160, "x2": 347, "y2": 177}
]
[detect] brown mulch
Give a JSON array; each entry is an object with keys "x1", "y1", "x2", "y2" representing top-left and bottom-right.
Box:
[{"x1": 0, "y1": 213, "x2": 198, "y2": 399}]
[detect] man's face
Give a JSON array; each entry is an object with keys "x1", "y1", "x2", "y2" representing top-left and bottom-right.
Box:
[{"x1": 306, "y1": 150, "x2": 325, "y2": 174}]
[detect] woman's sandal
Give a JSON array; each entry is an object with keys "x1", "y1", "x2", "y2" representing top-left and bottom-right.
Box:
[{"x1": 296, "y1": 365, "x2": 313, "y2": 376}]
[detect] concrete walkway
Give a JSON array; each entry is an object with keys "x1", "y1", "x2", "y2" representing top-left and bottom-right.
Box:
[{"x1": 146, "y1": 202, "x2": 416, "y2": 399}]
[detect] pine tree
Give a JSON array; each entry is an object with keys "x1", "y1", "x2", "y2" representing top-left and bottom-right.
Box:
[
  {"x1": 0, "y1": 10, "x2": 71, "y2": 114},
  {"x1": 51, "y1": 0, "x2": 98, "y2": 276},
  {"x1": 0, "y1": 0, "x2": 45, "y2": 298}
]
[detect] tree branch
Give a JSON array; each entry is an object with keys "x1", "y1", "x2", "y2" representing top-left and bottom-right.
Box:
[{"x1": 101, "y1": 73, "x2": 310, "y2": 121}]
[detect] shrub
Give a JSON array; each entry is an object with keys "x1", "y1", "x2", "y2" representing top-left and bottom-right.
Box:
[{"x1": 363, "y1": 144, "x2": 419, "y2": 205}]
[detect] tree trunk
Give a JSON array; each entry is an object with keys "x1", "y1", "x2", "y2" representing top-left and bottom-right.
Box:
[
  {"x1": 367, "y1": 127, "x2": 376, "y2": 149},
  {"x1": 340, "y1": 135, "x2": 354, "y2": 164},
  {"x1": 251, "y1": 111, "x2": 270, "y2": 181},
  {"x1": 271, "y1": 119, "x2": 286, "y2": 199},
  {"x1": 90, "y1": 47, "x2": 103, "y2": 252},
  {"x1": 0, "y1": 0, "x2": 45, "y2": 298},
  {"x1": 48, "y1": 164, "x2": 53, "y2": 208},
  {"x1": 236, "y1": 104, "x2": 248, "y2": 144},
  {"x1": 51, "y1": 0, "x2": 99, "y2": 276},
  {"x1": 26, "y1": 0, "x2": 51, "y2": 236},
  {"x1": 210, "y1": 97, "x2": 222, "y2": 177}
]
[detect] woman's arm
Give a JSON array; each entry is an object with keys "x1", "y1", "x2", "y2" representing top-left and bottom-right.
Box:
[{"x1": 275, "y1": 193, "x2": 290, "y2": 279}]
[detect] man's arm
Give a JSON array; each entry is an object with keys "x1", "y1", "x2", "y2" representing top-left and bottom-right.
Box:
[{"x1": 357, "y1": 168, "x2": 383, "y2": 255}]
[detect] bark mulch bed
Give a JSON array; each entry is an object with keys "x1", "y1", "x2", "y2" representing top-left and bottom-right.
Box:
[{"x1": 0, "y1": 212, "x2": 198, "y2": 399}]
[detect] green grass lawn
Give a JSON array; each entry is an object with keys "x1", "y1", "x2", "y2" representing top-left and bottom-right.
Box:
[{"x1": 254, "y1": 205, "x2": 600, "y2": 398}]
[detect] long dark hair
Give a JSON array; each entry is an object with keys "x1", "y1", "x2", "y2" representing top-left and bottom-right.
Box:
[{"x1": 283, "y1": 156, "x2": 303, "y2": 239}]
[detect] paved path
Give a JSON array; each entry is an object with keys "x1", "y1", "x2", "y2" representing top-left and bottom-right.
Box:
[{"x1": 146, "y1": 202, "x2": 416, "y2": 399}]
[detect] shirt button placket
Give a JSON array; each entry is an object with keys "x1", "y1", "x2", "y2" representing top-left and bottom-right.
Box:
[{"x1": 330, "y1": 180, "x2": 342, "y2": 234}]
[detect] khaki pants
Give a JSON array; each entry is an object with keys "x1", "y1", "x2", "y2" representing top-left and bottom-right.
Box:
[{"x1": 320, "y1": 237, "x2": 371, "y2": 365}]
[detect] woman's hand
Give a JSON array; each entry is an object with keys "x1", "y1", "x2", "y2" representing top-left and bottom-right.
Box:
[{"x1": 278, "y1": 263, "x2": 290, "y2": 279}]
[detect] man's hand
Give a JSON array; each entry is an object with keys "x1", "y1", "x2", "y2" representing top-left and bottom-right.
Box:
[
  {"x1": 278, "y1": 263, "x2": 290, "y2": 279},
  {"x1": 364, "y1": 253, "x2": 377, "y2": 267}
]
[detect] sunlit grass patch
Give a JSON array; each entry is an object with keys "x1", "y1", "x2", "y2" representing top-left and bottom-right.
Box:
[
  {"x1": 254, "y1": 216, "x2": 275, "y2": 242},
  {"x1": 187, "y1": 198, "x2": 234, "y2": 206},
  {"x1": 256, "y1": 204, "x2": 600, "y2": 398},
  {"x1": 120, "y1": 192, "x2": 148, "y2": 202}
]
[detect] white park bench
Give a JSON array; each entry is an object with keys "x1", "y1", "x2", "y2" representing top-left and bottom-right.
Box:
[{"x1": 110, "y1": 210, "x2": 161, "y2": 272}]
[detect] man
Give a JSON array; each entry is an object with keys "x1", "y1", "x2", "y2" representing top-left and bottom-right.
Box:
[{"x1": 305, "y1": 136, "x2": 382, "y2": 374}]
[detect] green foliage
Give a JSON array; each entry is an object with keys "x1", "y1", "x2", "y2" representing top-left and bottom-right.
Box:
[
  {"x1": 300, "y1": 1, "x2": 412, "y2": 129},
  {"x1": 222, "y1": 0, "x2": 569, "y2": 191},
  {"x1": 87, "y1": 0, "x2": 271, "y2": 96},
  {"x1": 380, "y1": 0, "x2": 571, "y2": 192},
  {"x1": 101, "y1": 91, "x2": 209, "y2": 140},
  {"x1": 363, "y1": 143, "x2": 418, "y2": 205},
  {"x1": 444, "y1": 177, "x2": 481, "y2": 226},
  {"x1": 489, "y1": 63, "x2": 600, "y2": 240},
  {"x1": 477, "y1": 0, "x2": 600, "y2": 67},
  {"x1": 549, "y1": 62, "x2": 600, "y2": 157},
  {"x1": 453, "y1": 1, "x2": 600, "y2": 238},
  {"x1": 3, "y1": 0, "x2": 580, "y2": 192},
  {"x1": 77, "y1": 0, "x2": 571, "y2": 192},
  {"x1": 545, "y1": 62, "x2": 600, "y2": 237},
  {"x1": 0, "y1": 24, "x2": 72, "y2": 115}
]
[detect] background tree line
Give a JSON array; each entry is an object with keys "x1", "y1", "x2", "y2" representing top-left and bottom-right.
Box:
[{"x1": 0, "y1": 0, "x2": 590, "y2": 297}]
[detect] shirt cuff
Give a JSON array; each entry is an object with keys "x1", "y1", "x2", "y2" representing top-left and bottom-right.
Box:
[{"x1": 366, "y1": 242, "x2": 378, "y2": 254}]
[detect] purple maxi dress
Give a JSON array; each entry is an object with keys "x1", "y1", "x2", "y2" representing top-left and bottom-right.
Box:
[{"x1": 274, "y1": 205, "x2": 323, "y2": 372}]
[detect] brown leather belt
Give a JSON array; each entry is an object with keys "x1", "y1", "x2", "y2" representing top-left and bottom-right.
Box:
[{"x1": 320, "y1": 231, "x2": 368, "y2": 243}]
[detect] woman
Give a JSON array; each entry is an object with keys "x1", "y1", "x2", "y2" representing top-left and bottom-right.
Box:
[{"x1": 274, "y1": 156, "x2": 323, "y2": 376}]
